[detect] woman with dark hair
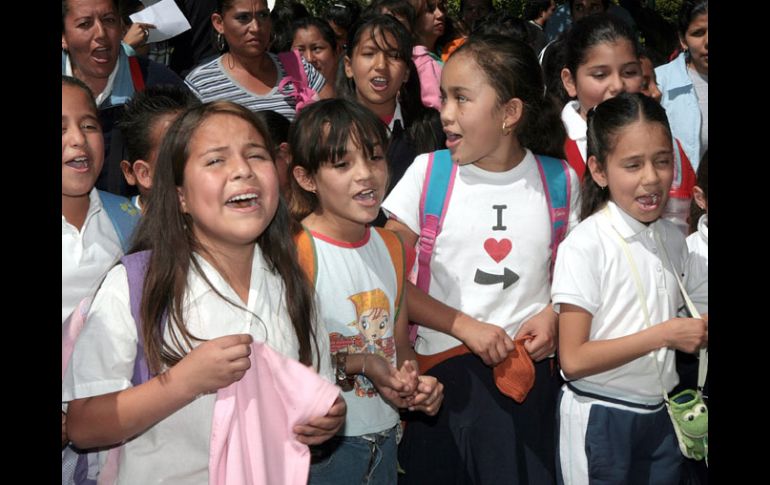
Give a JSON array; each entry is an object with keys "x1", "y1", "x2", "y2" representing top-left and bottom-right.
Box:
[
  {"x1": 655, "y1": 0, "x2": 708, "y2": 171},
  {"x1": 61, "y1": 0, "x2": 185, "y2": 196},
  {"x1": 184, "y1": 0, "x2": 333, "y2": 121},
  {"x1": 291, "y1": 17, "x2": 341, "y2": 96}
]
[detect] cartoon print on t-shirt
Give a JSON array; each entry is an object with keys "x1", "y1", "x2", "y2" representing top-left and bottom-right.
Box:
[
  {"x1": 329, "y1": 288, "x2": 396, "y2": 397},
  {"x1": 474, "y1": 204, "x2": 520, "y2": 289}
]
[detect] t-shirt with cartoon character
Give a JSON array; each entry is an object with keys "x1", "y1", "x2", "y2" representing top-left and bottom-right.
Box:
[
  {"x1": 301, "y1": 227, "x2": 403, "y2": 436},
  {"x1": 382, "y1": 150, "x2": 580, "y2": 356}
]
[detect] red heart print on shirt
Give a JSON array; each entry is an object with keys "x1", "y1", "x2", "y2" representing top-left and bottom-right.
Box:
[{"x1": 484, "y1": 238, "x2": 512, "y2": 263}]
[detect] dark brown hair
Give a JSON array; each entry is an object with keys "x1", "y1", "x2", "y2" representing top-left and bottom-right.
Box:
[
  {"x1": 129, "y1": 101, "x2": 318, "y2": 372},
  {"x1": 288, "y1": 98, "x2": 390, "y2": 221}
]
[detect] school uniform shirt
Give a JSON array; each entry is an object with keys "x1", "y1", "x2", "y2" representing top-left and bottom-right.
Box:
[
  {"x1": 62, "y1": 189, "x2": 123, "y2": 323},
  {"x1": 684, "y1": 214, "x2": 708, "y2": 315},
  {"x1": 62, "y1": 246, "x2": 332, "y2": 485},
  {"x1": 382, "y1": 150, "x2": 580, "y2": 356},
  {"x1": 184, "y1": 53, "x2": 326, "y2": 122},
  {"x1": 304, "y1": 227, "x2": 402, "y2": 436},
  {"x1": 551, "y1": 201, "x2": 688, "y2": 405}
]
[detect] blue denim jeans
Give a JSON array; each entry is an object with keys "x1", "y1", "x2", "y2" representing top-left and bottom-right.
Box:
[{"x1": 309, "y1": 425, "x2": 398, "y2": 485}]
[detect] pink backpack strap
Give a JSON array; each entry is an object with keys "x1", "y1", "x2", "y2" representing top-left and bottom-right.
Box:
[{"x1": 277, "y1": 50, "x2": 319, "y2": 112}]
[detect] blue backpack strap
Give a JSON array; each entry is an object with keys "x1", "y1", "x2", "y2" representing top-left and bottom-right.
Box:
[
  {"x1": 534, "y1": 155, "x2": 571, "y2": 278},
  {"x1": 409, "y1": 149, "x2": 457, "y2": 343},
  {"x1": 120, "y1": 250, "x2": 156, "y2": 385},
  {"x1": 99, "y1": 190, "x2": 140, "y2": 253},
  {"x1": 416, "y1": 149, "x2": 456, "y2": 291}
]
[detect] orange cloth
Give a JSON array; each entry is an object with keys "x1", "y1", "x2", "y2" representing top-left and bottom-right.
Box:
[
  {"x1": 415, "y1": 337, "x2": 535, "y2": 403},
  {"x1": 440, "y1": 37, "x2": 467, "y2": 63}
]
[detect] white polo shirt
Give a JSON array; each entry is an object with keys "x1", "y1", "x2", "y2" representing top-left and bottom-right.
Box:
[
  {"x1": 62, "y1": 189, "x2": 123, "y2": 323},
  {"x1": 383, "y1": 150, "x2": 580, "y2": 355},
  {"x1": 551, "y1": 201, "x2": 688, "y2": 405},
  {"x1": 684, "y1": 214, "x2": 708, "y2": 315},
  {"x1": 62, "y1": 247, "x2": 332, "y2": 484}
]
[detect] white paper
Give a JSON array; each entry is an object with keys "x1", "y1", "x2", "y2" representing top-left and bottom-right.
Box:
[{"x1": 129, "y1": 0, "x2": 191, "y2": 43}]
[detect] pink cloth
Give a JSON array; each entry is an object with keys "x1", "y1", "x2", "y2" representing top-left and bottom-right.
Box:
[
  {"x1": 209, "y1": 341, "x2": 340, "y2": 485},
  {"x1": 412, "y1": 46, "x2": 443, "y2": 111}
]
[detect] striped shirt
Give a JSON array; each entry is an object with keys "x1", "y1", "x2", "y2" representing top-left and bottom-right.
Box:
[{"x1": 184, "y1": 52, "x2": 326, "y2": 121}]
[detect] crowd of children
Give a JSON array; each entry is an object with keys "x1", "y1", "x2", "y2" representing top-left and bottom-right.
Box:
[{"x1": 62, "y1": 0, "x2": 708, "y2": 483}]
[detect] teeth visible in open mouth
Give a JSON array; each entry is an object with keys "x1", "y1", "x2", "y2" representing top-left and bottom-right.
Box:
[
  {"x1": 227, "y1": 193, "x2": 258, "y2": 204},
  {"x1": 67, "y1": 156, "x2": 89, "y2": 168},
  {"x1": 356, "y1": 189, "x2": 376, "y2": 200},
  {"x1": 637, "y1": 194, "x2": 660, "y2": 206},
  {"x1": 372, "y1": 77, "x2": 387, "y2": 86}
]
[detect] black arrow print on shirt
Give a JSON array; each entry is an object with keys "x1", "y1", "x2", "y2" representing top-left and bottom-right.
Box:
[{"x1": 474, "y1": 268, "x2": 519, "y2": 289}]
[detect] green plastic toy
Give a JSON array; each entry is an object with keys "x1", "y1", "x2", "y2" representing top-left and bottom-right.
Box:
[{"x1": 668, "y1": 389, "x2": 708, "y2": 462}]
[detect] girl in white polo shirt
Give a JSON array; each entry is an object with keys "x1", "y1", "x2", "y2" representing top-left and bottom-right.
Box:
[
  {"x1": 551, "y1": 93, "x2": 708, "y2": 485},
  {"x1": 62, "y1": 101, "x2": 346, "y2": 484}
]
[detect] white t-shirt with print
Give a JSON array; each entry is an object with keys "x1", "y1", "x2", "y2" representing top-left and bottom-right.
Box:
[{"x1": 382, "y1": 150, "x2": 580, "y2": 355}]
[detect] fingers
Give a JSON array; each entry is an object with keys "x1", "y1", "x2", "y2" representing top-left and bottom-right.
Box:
[{"x1": 294, "y1": 396, "x2": 346, "y2": 445}]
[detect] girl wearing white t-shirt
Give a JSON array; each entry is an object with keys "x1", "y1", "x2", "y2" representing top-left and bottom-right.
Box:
[
  {"x1": 383, "y1": 34, "x2": 580, "y2": 484},
  {"x1": 289, "y1": 98, "x2": 443, "y2": 485},
  {"x1": 62, "y1": 102, "x2": 346, "y2": 484},
  {"x1": 551, "y1": 93, "x2": 708, "y2": 485}
]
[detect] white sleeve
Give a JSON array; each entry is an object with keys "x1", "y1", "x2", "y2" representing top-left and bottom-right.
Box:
[
  {"x1": 566, "y1": 165, "x2": 582, "y2": 232},
  {"x1": 62, "y1": 265, "x2": 139, "y2": 403},
  {"x1": 683, "y1": 240, "x2": 708, "y2": 315},
  {"x1": 381, "y1": 153, "x2": 430, "y2": 236},
  {"x1": 551, "y1": 226, "x2": 602, "y2": 315}
]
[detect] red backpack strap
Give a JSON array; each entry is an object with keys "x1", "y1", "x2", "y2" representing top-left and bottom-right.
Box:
[
  {"x1": 669, "y1": 138, "x2": 696, "y2": 198},
  {"x1": 563, "y1": 138, "x2": 585, "y2": 180},
  {"x1": 374, "y1": 227, "x2": 406, "y2": 320},
  {"x1": 128, "y1": 56, "x2": 145, "y2": 92}
]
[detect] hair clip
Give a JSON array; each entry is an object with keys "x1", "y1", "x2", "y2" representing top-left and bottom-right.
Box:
[{"x1": 333, "y1": 3, "x2": 348, "y2": 9}]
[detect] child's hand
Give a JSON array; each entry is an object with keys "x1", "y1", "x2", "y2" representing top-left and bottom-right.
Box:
[
  {"x1": 62, "y1": 411, "x2": 68, "y2": 449},
  {"x1": 515, "y1": 305, "x2": 558, "y2": 361},
  {"x1": 662, "y1": 317, "x2": 708, "y2": 354},
  {"x1": 395, "y1": 360, "x2": 420, "y2": 396},
  {"x1": 455, "y1": 317, "x2": 515, "y2": 366},
  {"x1": 175, "y1": 334, "x2": 253, "y2": 398},
  {"x1": 364, "y1": 354, "x2": 412, "y2": 407},
  {"x1": 294, "y1": 394, "x2": 346, "y2": 445},
  {"x1": 406, "y1": 375, "x2": 444, "y2": 416}
]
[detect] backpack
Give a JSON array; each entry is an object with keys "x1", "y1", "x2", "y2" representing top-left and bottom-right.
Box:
[
  {"x1": 408, "y1": 149, "x2": 572, "y2": 343},
  {"x1": 62, "y1": 251, "x2": 155, "y2": 485},
  {"x1": 277, "y1": 50, "x2": 321, "y2": 114},
  {"x1": 98, "y1": 190, "x2": 141, "y2": 253},
  {"x1": 294, "y1": 226, "x2": 406, "y2": 320}
]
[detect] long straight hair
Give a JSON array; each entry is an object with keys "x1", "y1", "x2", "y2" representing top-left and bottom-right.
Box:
[{"x1": 129, "y1": 101, "x2": 318, "y2": 373}]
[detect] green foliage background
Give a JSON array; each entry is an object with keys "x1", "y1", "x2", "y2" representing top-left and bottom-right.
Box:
[{"x1": 297, "y1": 0, "x2": 683, "y2": 22}]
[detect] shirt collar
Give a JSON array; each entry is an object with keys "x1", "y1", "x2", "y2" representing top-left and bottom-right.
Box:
[
  {"x1": 188, "y1": 245, "x2": 268, "y2": 305},
  {"x1": 604, "y1": 200, "x2": 667, "y2": 242},
  {"x1": 61, "y1": 188, "x2": 103, "y2": 228},
  {"x1": 388, "y1": 100, "x2": 404, "y2": 133},
  {"x1": 697, "y1": 214, "x2": 708, "y2": 244},
  {"x1": 561, "y1": 100, "x2": 586, "y2": 141}
]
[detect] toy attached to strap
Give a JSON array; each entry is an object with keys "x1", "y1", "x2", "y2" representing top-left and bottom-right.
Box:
[{"x1": 408, "y1": 150, "x2": 571, "y2": 344}]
